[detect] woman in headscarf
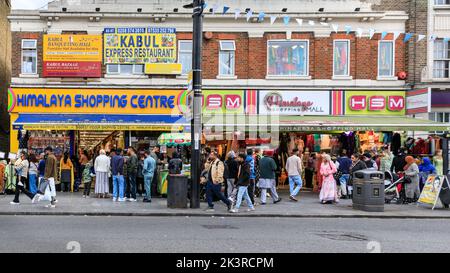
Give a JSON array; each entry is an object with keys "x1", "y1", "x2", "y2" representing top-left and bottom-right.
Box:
[
  {"x1": 404, "y1": 156, "x2": 420, "y2": 203},
  {"x1": 419, "y1": 157, "x2": 436, "y2": 175},
  {"x1": 319, "y1": 154, "x2": 339, "y2": 204},
  {"x1": 94, "y1": 150, "x2": 111, "y2": 198}
]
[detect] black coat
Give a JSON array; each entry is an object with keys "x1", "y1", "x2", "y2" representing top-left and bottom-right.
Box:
[
  {"x1": 225, "y1": 158, "x2": 239, "y2": 180},
  {"x1": 391, "y1": 155, "x2": 406, "y2": 173},
  {"x1": 237, "y1": 162, "x2": 251, "y2": 187}
]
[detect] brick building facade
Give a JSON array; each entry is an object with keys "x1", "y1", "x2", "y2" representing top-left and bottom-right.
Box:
[{"x1": 0, "y1": 0, "x2": 11, "y2": 153}]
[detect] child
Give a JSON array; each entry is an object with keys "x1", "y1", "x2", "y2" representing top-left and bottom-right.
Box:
[{"x1": 82, "y1": 160, "x2": 94, "y2": 198}]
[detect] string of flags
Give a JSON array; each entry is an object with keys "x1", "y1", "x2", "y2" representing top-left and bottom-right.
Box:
[{"x1": 202, "y1": 2, "x2": 450, "y2": 43}]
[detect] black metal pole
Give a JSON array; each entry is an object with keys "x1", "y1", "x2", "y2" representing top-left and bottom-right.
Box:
[{"x1": 190, "y1": 0, "x2": 204, "y2": 208}]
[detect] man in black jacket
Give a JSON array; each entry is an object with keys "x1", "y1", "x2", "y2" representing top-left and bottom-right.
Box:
[
  {"x1": 225, "y1": 151, "x2": 239, "y2": 201},
  {"x1": 391, "y1": 147, "x2": 407, "y2": 174},
  {"x1": 230, "y1": 154, "x2": 255, "y2": 213}
]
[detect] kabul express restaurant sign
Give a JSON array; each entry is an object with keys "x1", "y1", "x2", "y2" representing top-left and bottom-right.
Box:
[
  {"x1": 103, "y1": 27, "x2": 177, "y2": 64},
  {"x1": 345, "y1": 91, "x2": 406, "y2": 116},
  {"x1": 43, "y1": 34, "x2": 102, "y2": 78},
  {"x1": 258, "y1": 91, "x2": 330, "y2": 116},
  {"x1": 7, "y1": 88, "x2": 184, "y2": 115}
]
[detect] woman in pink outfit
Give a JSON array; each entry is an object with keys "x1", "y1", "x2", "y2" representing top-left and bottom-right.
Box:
[{"x1": 319, "y1": 154, "x2": 339, "y2": 204}]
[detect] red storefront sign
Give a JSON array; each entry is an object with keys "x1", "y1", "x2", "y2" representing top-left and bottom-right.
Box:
[{"x1": 43, "y1": 61, "x2": 102, "y2": 78}]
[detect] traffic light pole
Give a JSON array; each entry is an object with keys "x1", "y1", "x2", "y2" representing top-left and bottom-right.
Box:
[{"x1": 190, "y1": 0, "x2": 204, "y2": 209}]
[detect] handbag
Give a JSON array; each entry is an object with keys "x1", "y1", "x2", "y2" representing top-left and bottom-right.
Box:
[
  {"x1": 404, "y1": 175, "x2": 412, "y2": 184},
  {"x1": 334, "y1": 170, "x2": 343, "y2": 185},
  {"x1": 38, "y1": 177, "x2": 49, "y2": 194}
]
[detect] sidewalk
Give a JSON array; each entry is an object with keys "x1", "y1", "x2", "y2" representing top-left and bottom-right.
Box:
[{"x1": 1, "y1": 191, "x2": 449, "y2": 218}]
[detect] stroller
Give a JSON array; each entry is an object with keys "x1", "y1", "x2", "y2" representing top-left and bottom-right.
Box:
[{"x1": 384, "y1": 171, "x2": 407, "y2": 204}]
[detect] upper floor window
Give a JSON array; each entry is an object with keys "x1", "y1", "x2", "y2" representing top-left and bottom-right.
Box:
[
  {"x1": 268, "y1": 40, "x2": 308, "y2": 76},
  {"x1": 21, "y1": 39, "x2": 37, "y2": 75},
  {"x1": 219, "y1": 40, "x2": 235, "y2": 76},
  {"x1": 434, "y1": 39, "x2": 450, "y2": 79},
  {"x1": 333, "y1": 40, "x2": 350, "y2": 77},
  {"x1": 107, "y1": 64, "x2": 144, "y2": 75},
  {"x1": 429, "y1": 112, "x2": 450, "y2": 133},
  {"x1": 178, "y1": 40, "x2": 193, "y2": 75},
  {"x1": 435, "y1": 0, "x2": 450, "y2": 5},
  {"x1": 378, "y1": 41, "x2": 395, "y2": 77}
]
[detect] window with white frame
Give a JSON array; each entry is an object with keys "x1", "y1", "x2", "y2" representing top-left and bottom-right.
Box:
[
  {"x1": 435, "y1": 0, "x2": 450, "y2": 5},
  {"x1": 429, "y1": 112, "x2": 450, "y2": 133},
  {"x1": 378, "y1": 41, "x2": 395, "y2": 77},
  {"x1": 333, "y1": 40, "x2": 350, "y2": 76},
  {"x1": 268, "y1": 40, "x2": 308, "y2": 76},
  {"x1": 178, "y1": 40, "x2": 192, "y2": 75},
  {"x1": 434, "y1": 39, "x2": 450, "y2": 79},
  {"x1": 106, "y1": 64, "x2": 144, "y2": 75},
  {"x1": 219, "y1": 40, "x2": 235, "y2": 76},
  {"x1": 21, "y1": 39, "x2": 37, "y2": 74}
]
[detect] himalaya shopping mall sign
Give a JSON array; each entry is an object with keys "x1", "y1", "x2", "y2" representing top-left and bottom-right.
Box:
[{"x1": 259, "y1": 91, "x2": 331, "y2": 115}]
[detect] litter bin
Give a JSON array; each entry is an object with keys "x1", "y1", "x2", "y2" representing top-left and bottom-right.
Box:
[
  {"x1": 167, "y1": 174, "x2": 188, "y2": 209},
  {"x1": 352, "y1": 170, "x2": 385, "y2": 212}
]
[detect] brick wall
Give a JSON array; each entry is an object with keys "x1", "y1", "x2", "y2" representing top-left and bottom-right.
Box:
[{"x1": 0, "y1": 0, "x2": 11, "y2": 153}]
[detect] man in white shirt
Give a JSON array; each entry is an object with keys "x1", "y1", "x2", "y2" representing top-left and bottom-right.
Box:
[{"x1": 285, "y1": 148, "x2": 303, "y2": 202}]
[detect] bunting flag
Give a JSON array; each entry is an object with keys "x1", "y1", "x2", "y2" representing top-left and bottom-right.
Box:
[
  {"x1": 381, "y1": 31, "x2": 388, "y2": 40},
  {"x1": 345, "y1": 25, "x2": 352, "y2": 35},
  {"x1": 430, "y1": 35, "x2": 437, "y2": 41},
  {"x1": 369, "y1": 29, "x2": 376, "y2": 39},
  {"x1": 296, "y1": 18, "x2": 303, "y2": 26},
  {"x1": 270, "y1": 15, "x2": 277, "y2": 25},
  {"x1": 246, "y1": 9, "x2": 253, "y2": 21},
  {"x1": 212, "y1": 4, "x2": 219, "y2": 15},
  {"x1": 258, "y1": 12, "x2": 265, "y2": 22},
  {"x1": 283, "y1": 16, "x2": 290, "y2": 25},
  {"x1": 403, "y1": 33, "x2": 413, "y2": 43},
  {"x1": 308, "y1": 20, "x2": 315, "y2": 26},
  {"x1": 356, "y1": 28, "x2": 363, "y2": 38},
  {"x1": 222, "y1": 6, "x2": 230, "y2": 15},
  {"x1": 234, "y1": 8, "x2": 240, "y2": 20},
  {"x1": 332, "y1": 24, "x2": 339, "y2": 33},
  {"x1": 417, "y1": 34, "x2": 426, "y2": 42},
  {"x1": 393, "y1": 31, "x2": 402, "y2": 40},
  {"x1": 203, "y1": 3, "x2": 208, "y2": 10}
]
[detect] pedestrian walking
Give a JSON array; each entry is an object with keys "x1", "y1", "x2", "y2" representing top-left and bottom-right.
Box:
[
  {"x1": 245, "y1": 149, "x2": 256, "y2": 205},
  {"x1": 150, "y1": 146, "x2": 162, "y2": 197},
  {"x1": 94, "y1": 149, "x2": 111, "y2": 198},
  {"x1": 319, "y1": 154, "x2": 339, "y2": 204},
  {"x1": 404, "y1": 156, "x2": 420, "y2": 203},
  {"x1": 111, "y1": 148, "x2": 125, "y2": 202},
  {"x1": 348, "y1": 153, "x2": 367, "y2": 198},
  {"x1": 205, "y1": 151, "x2": 232, "y2": 212},
  {"x1": 143, "y1": 150, "x2": 156, "y2": 203},
  {"x1": 28, "y1": 154, "x2": 39, "y2": 195},
  {"x1": 32, "y1": 146, "x2": 58, "y2": 208},
  {"x1": 336, "y1": 151, "x2": 352, "y2": 199},
  {"x1": 125, "y1": 147, "x2": 138, "y2": 202},
  {"x1": 10, "y1": 152, "x2": 35, "y2": 205},
  {"x1": 225, "y1": 151, "x2": 238, "y2": 200},
  {"x1": 257, "y1": 150, "x2": 282, "y2": 205},
  {"x1": 391, "y1": 147, "x2": 407, "y2": 174},
  {"x1": 59, "y1": 151, "x2": 74, "y2": 192},
  {"x1": 137, "y1": 151, "x2": 145, "y2": 197},
  {"x1": 230, "y1": 153, "x2": 255, "y2": 213},
  {"x1": 82, "y1": 159, "x2": 94, "y2": 198},
  {"x1": 286, "y1": 148, "x2": 303, "y2": 202}
]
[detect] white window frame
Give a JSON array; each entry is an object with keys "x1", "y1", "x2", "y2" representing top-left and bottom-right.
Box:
[
  {"x1": 21, "y1": 39, "x2": 37, "y2": 75},
  {"x1": 218, "y1": 40, "x2": 236, "y2": 77},
  {"x1": 106, "y1": 64, "x2": 144, "y2": 75},
  {"x1": 333, "y1": 39, "x2": 351, "y2": 77},
  {"x1": 178, "y1": 40, "x2": 193, "y2": 75},
  {"x1": 435, "y1": 0, "x2": 450, "y2": 6},
  {"x1": 378, "y1": 40, "x2": 395, "y2": 78},
  {"x1": 429, "y1": 112, "x2": 450, "y2": 134},
  {"x1": 266, "y1": 39, "x2": 310, "y2": 78},
  {"x1": 433, "y1": 39, "x2": 450, "y2": 79}
]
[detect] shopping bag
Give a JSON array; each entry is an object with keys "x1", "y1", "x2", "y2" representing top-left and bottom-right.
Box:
[
  {"x1": 38, "y1": 183, "x2": 52, "y2": 202},
  {"x1": 38, "y1": 178, "x2": 49, "y2": 194}
]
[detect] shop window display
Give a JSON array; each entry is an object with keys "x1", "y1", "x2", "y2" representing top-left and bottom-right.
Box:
[{"x1": 268, "y1": 40, "x2": 308, "y2": 76}]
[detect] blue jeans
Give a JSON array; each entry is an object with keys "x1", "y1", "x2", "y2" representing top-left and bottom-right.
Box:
[
  {"x1": 339, "y1": 174, "x2": 350, "y2": 196},
  {"x1": 113, "y1": 175, "x2": 125, "y2": 199},
  {"x1": 28, "y1": 174, "x2": 37, "y2": 194},
  {"x1": 206, "y1": 181, "x2": 230, "y2": 208},
  {"x1": 289, "y1": 175, "x2": 302, "y2": 197},
  {"x1": 144, "y1": 175, "x2": 153, "y2": 200},
  {"x1": 235, "y1": 186, "x2": 254, "y2": 210}
]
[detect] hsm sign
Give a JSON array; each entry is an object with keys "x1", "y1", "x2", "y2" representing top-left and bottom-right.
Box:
[
  {"x1": 349, "y1": 96, "x2": 405, "y2": 111},
  {"x1": 204, "y1": 94, "x2": 242, "y2": 110},
  {"x1": 201, "y1": 91, "x2": 245, "y2": 114}
]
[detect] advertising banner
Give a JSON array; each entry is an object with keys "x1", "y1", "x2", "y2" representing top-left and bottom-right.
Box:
[
  {"x1": 8, "y1": 88, "x2": 184, "y2": 115},
  {"x1": 345, "y1": 91, "x2": 406, "y2": 116},
  {"x1": 418, "y1": 175, "x2": 448, "y2": 209},
  {"x1": 258, "y1": 91, "x2": 330, "y2": 116},
  {"x1": 103, "y1": 27, "x2": 177, "y2": 64},
  {"x1": 202, "y1": 90, "x2": 245, "y2": 115},
  {"x1": 406, "y1": 88, "x2": 431, "y2": 115},
  {"x1": 43, "y1": 34, "x2": 102, "y2": 78}
]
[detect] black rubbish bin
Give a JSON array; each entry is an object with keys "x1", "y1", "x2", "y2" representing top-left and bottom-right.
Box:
[
  {"x1": 352, "y1": 170, "x2": 385, "y2": 212},
  {"x1": 167, "y1": 174, "x2": 188, "y2": 209}
]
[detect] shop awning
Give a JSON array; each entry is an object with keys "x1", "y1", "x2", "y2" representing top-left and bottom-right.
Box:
[
  {"x1": 202, "y1": 115, "x2": 450, "y2": 132},
  {"x1": 13, "y1": 114, "x2": 189, "y2": 131}
]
